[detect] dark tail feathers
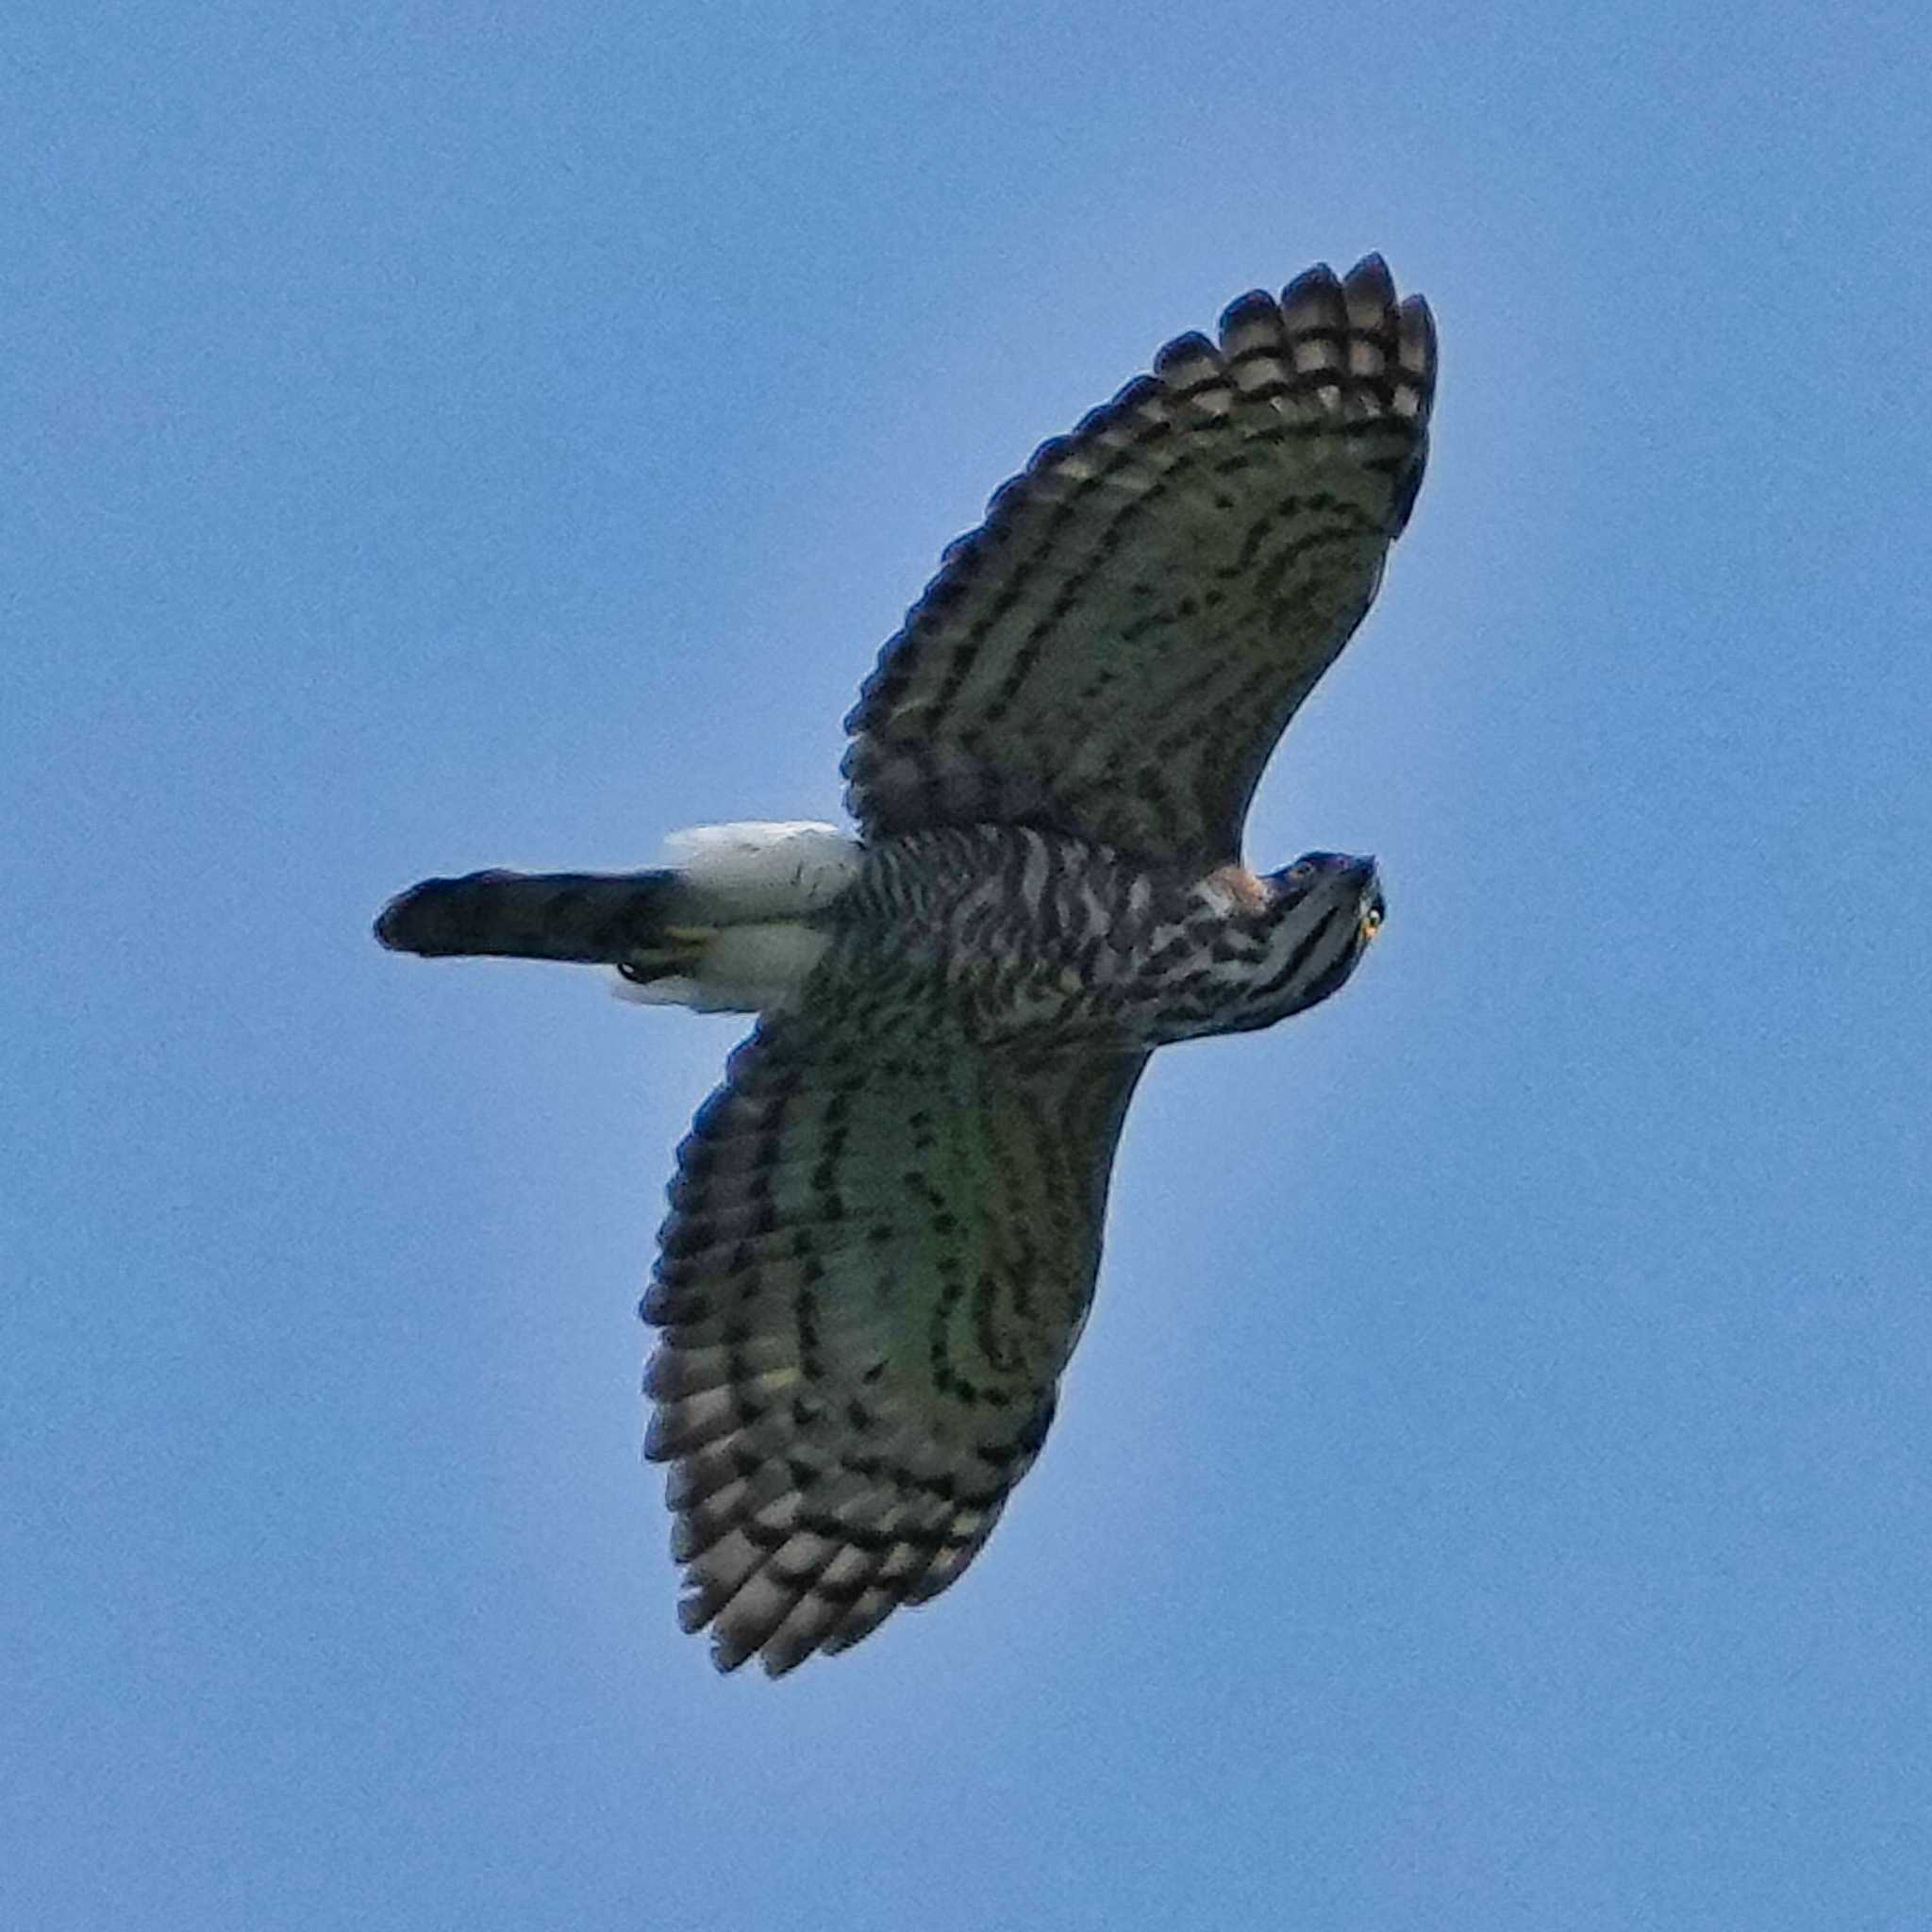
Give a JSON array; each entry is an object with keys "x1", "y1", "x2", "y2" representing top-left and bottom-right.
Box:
[{"x1": 374, "y1": 868, "x2": 679, "y2": 964}]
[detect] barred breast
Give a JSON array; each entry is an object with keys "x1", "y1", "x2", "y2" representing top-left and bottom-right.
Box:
[{"x1": 817, "y1": 826, "x2": 1247, "y2": 1048}]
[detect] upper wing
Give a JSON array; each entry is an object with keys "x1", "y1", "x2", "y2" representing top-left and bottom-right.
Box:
[
  {"x1": 842, "y1": 255, "x2": 1435, "y2": 869},
  {"x1": 641, "y1": 1019, "x2": 1147, "y2": 1675}
]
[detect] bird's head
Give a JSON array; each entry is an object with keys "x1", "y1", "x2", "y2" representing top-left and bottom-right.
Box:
[{"x1": 1244, "y1": 849, "x2": 1384, "y2": 1024}]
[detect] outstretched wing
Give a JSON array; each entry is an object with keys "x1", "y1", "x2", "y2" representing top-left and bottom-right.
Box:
[
  {"x1": 842, "y1": 255, "x2": 1436, "y2": 869},
  {"x1": 642, "y1": 1021, "x2": 1147, "y2": 1675}
]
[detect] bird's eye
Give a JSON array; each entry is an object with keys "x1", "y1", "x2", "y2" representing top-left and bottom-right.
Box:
[
  {"x1": 1361, "y1": 903, "x2": 1384, "y2": 939},
  {"x1": 1287, "y1": 859, "x2": 1316, "y2": 885}
]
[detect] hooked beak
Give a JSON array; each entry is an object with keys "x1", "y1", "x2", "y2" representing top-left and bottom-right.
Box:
[{"x1": 1349, "y1": 857, "x2": 1384, "y2": 942}]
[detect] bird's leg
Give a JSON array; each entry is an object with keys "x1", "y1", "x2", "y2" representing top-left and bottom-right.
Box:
[{"x1": 617, "y1": 925, "x2": 715, "y2": 985}]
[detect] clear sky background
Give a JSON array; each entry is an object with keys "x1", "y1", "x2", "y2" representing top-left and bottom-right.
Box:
[{"x1": 7, "y1": 6, "x2": 1929, "y2": 1928}]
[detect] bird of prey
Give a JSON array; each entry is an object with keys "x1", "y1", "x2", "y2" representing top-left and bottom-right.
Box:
[{"x1": 376, "y1": 255, "x2": 1435, "y2": 1675}]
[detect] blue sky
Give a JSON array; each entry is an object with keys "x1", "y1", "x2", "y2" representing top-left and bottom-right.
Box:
[{"x1": 7, "y1": 4, "x2": 1929, "y2": 1926}]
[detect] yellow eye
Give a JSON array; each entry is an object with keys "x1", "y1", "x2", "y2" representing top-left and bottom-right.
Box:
[{"x1": 1288, "y1": 859, "x2": 1316, "y2": 884}]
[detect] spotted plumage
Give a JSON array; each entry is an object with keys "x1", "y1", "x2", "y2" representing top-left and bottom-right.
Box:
[{"x1": 376, "y1": 255, "x2": 1434, "y2": 1674}]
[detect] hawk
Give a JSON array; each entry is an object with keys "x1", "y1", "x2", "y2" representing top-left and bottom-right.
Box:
[{"x1": 377, "y1": 255, "x2": 1436, "y2": 1674}]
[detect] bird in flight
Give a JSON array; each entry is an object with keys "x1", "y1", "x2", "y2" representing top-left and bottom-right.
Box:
[{"x1": 377, "y1": 255, "x2": 1436, "y2": 1675}]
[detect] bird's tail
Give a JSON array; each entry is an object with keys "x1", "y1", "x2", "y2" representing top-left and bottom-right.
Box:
[
  {"x1": 374, "y1": 868, "x2": 684, "y2": 967},
  {"x1": 375, "y1": 822, "x2": 866, "y2": 1012}
]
